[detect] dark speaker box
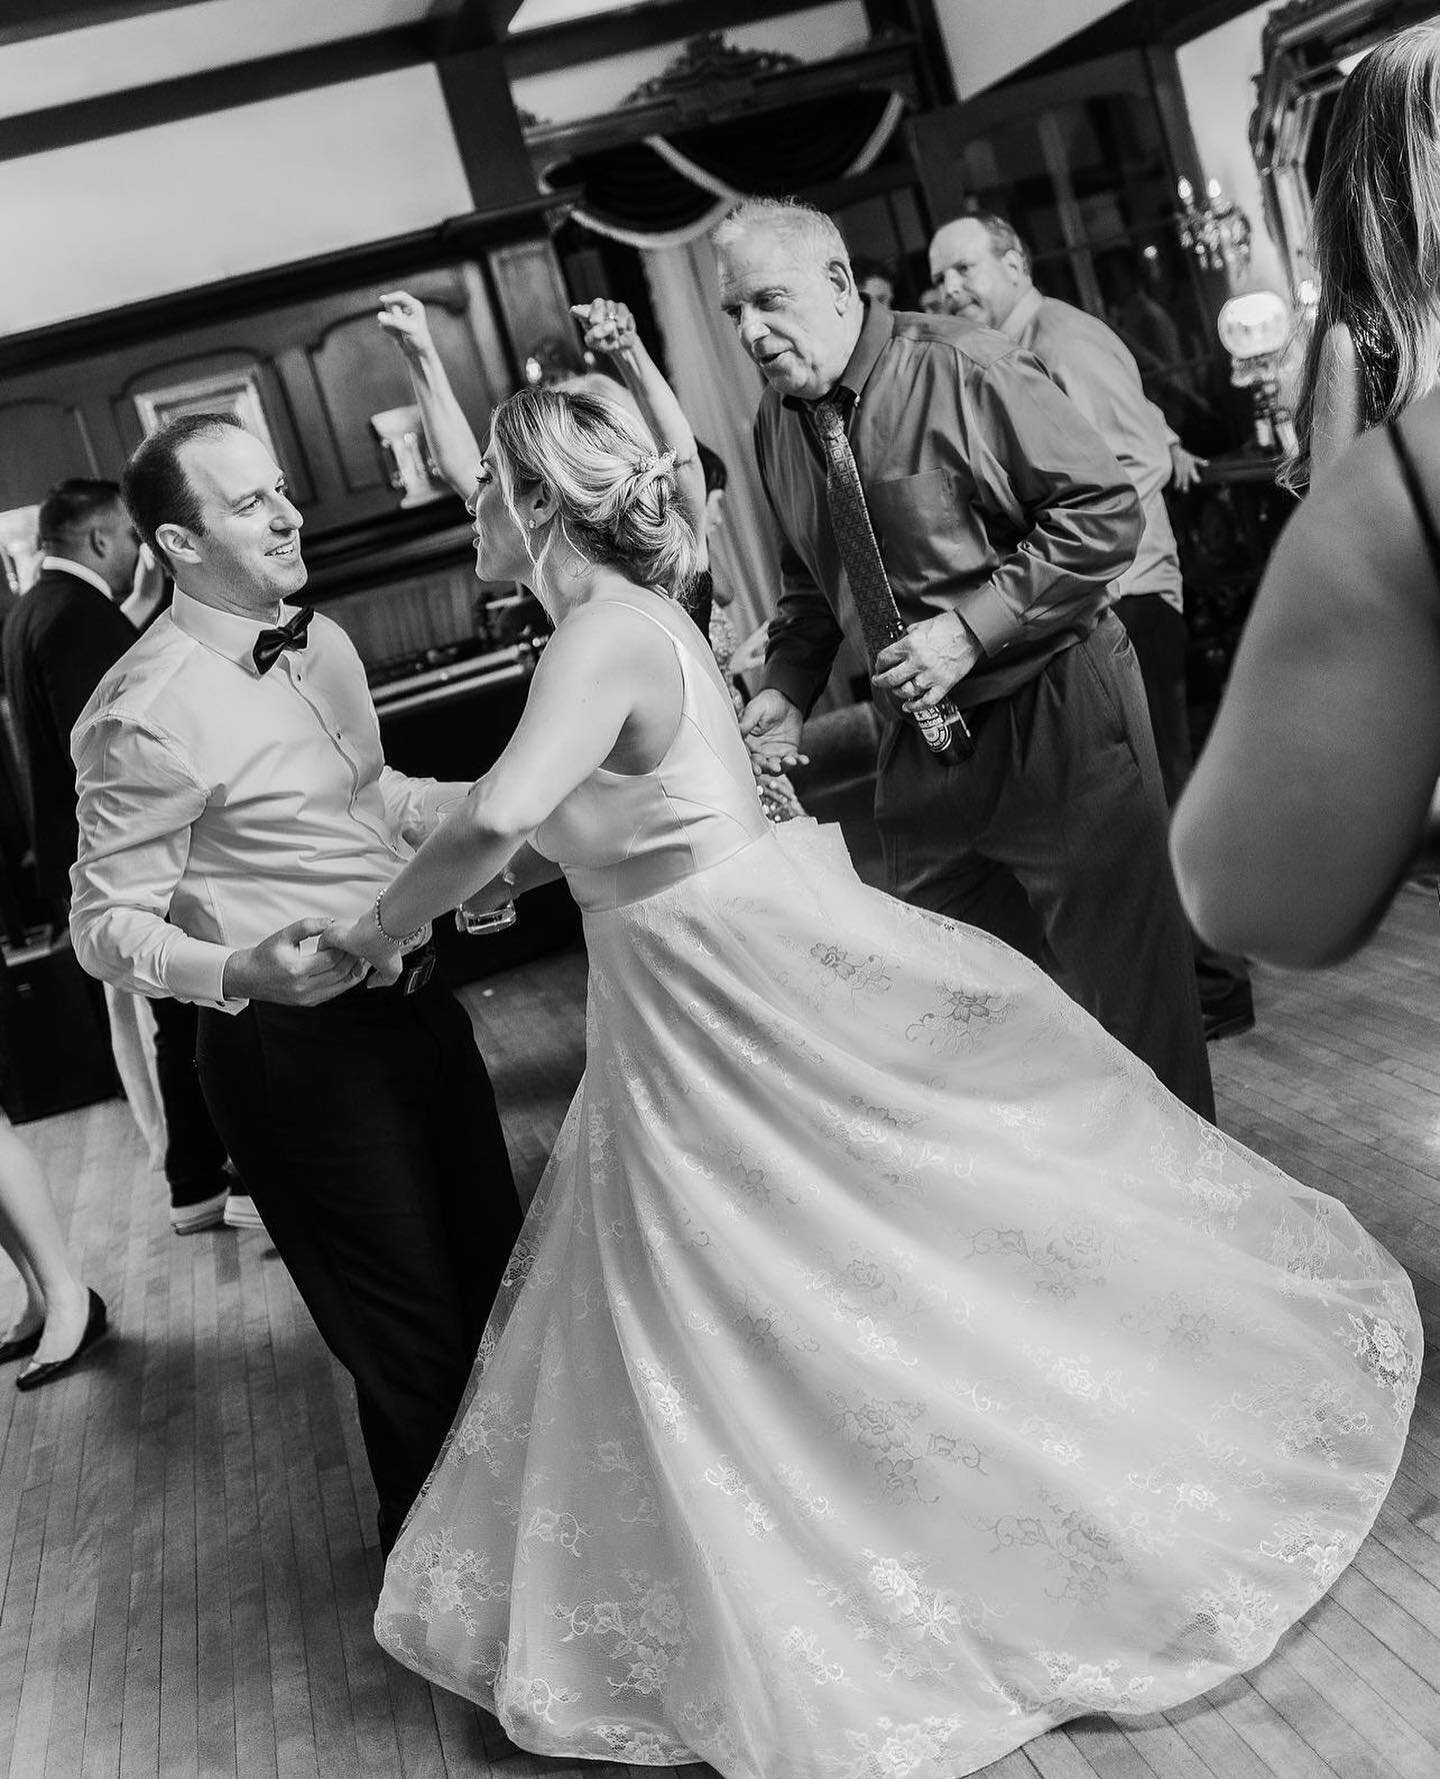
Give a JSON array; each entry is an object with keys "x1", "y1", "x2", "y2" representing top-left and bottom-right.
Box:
[{"x1": 0, "y1": 933, "x2": 121, "y2": 1124}]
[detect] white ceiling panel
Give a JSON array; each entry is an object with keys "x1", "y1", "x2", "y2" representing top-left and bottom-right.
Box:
[{"x1": 0, "y1": 0, "x2": 434, "y2": 120}]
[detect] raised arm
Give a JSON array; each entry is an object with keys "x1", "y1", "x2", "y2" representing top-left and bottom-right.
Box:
[
  {"x1": 376, "y1": 290, "x2": 484, "y2": 500},
  {"x1": 1172, "y1": 409, "x2": 1440, "y2": 966},
  {"x1": 570, "y1": 299, "x2": 709, "y2": 552}
]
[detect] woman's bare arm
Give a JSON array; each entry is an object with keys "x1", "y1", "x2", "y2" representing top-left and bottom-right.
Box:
[{"x1": 1172, "y1": 404, "x2": 1440, "y2": 966}]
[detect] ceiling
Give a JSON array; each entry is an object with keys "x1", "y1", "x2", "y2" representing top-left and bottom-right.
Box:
[{"x1": 0, "y1": 0, "x2": 651, "y2": 120}]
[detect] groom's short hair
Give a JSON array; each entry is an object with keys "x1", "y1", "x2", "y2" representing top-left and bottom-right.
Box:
[{"x1": 123, "y1": 412, "x2": 246, "y2": 567}]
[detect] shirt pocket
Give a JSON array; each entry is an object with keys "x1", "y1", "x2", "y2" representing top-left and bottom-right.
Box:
[{"x1": 866, "y1": 470, "x2": 995, "y2": 599}]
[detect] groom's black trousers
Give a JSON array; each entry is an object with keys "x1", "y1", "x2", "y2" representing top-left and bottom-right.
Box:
[{"x1": 197, "y1": 967, "x2": 521, "y2": 1549}]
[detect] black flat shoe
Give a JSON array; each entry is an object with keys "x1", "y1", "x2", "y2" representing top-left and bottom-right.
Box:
[
  {"x1": 16, "y1": 1290, "x2": 108, "y2": 1392},
  {"x1": 0, "y1": 1325, "x2": 43, "y2": 1364}
]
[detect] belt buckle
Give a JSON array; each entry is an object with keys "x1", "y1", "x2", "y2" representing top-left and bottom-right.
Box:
[{"x1": 402, "y1": 949, "x2": 435, "y2": 995}]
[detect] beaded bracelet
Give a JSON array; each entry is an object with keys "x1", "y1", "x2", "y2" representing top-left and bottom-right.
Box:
[{"x1": 374, "y1": 890, "x2": 424, "y2": 950}]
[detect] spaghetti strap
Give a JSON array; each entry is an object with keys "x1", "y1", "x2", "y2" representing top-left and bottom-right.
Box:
[
  {"x1": 1387, "y1": 417, "x2": 1440, "y2": 584},
  {"x1": 599, "y1": 595, "x2": 691, "y2": 649}
]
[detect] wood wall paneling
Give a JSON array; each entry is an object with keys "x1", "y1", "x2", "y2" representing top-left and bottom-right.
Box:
[
  {"x1": 485, "y1": 238, "x2": 578, "y2": 383},
  {"x1": 301, "y1": 270, "x2": 498, "y2": 505},
  {"x1": 308, "y1": 313, "x2": 429, "y2": 499},
  {"x1": 113, "y1": 348, "x2": 316, "y2": 508},
  {"x1": 0, "y1": 397, "x2": 101, "y2": 511},
  {"x1": 0, "y1": 257, "x2": 517, "y2": 550}
]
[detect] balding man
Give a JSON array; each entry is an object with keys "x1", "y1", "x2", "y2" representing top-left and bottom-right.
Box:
[
  {"x1": 715, "y1": 197, "x2": 1212, "y2": 1117},
  {"x1": 930, "y1": 213, "x2": 1253, "y2": 1042}
]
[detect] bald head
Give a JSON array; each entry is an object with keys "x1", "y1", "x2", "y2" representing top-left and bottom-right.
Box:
[{"x1": 929, "y1": 214, "x2": 1031, "y2": 330}]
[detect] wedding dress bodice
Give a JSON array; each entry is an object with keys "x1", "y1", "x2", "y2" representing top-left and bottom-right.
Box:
[{"x1": 531, "y1": 596, "x2": 770, "y2": 913}]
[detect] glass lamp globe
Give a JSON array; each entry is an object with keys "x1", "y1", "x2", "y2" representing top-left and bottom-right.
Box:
[{"x1": 1217, "y1": 290, "x2": 1291, "y2": 362}]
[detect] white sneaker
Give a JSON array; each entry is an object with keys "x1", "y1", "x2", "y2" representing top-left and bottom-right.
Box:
[
  {"x1": 222, "y1": 1194, "x2": 267, "y2": 1232},
  {"x1": 170, "y1": 1187, "x2": 228, "y2": 1234}
]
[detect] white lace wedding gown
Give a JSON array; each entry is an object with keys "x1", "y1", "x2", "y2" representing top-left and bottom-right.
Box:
[{"x1": 375, "y1": 594, "x2": 1421, "y2": 1779}]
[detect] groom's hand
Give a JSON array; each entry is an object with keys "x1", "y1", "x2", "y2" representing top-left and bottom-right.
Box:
[{"x1": 222, "y1": 917, "x2": 370, "y2": 1005}]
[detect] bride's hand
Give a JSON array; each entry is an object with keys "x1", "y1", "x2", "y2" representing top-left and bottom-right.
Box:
[{"x1": 325, "y1": 910, "x2": 403, "y2": 987}]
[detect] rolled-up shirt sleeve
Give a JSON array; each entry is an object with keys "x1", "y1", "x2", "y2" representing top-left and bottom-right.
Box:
[
  {"x1": 955, "y1": 354, "x2": 1142, "y2": 656},
  {"x1": 377, "y1": 768, "x2": 475, "y2": 848},
  {"x1": 70, "y1": 712, "x2": 240, "y2": 1010}
]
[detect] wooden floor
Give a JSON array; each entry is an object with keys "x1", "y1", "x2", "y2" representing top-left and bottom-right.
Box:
[{"x1": 2, "y1": 887, "x2": 1439, "y2": 1779}]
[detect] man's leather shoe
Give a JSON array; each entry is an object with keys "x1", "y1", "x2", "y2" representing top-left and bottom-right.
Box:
[
  {"x1": 0, "y1": 1325, "x2": 42, "y2": 1364},
  {"x1": 16, "y1": 1289, "x2": 108, "y2": 1392},
  {"x1": 1204, "y1": 994, "x2": 1256, "y2": 1043}
]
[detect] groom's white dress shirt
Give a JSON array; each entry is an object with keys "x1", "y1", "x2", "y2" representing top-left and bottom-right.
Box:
[{"x1": 70, "y1": 588, "x2": 468, "y2": 1013}]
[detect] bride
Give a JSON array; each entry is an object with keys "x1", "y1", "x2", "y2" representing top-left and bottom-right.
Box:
[{"x1": 329, "y1": 384, "x2": 1420, "y2": 1779}]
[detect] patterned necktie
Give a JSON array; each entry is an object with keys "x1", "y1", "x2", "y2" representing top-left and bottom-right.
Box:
[
  {"x1": 809, "y1": 397, "x2": 971, "y2": 762},
  {"x1": 252, "y1": 605, "x2": 314, "y2": 676}
]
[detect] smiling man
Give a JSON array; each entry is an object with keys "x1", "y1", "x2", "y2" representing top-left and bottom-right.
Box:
[
  {"x1": 713, "y1": 197, "x2": 1213, "y2": 1117},
  {"x1": 68, "y1": 414, "x2": 521, "y2": 1557}
]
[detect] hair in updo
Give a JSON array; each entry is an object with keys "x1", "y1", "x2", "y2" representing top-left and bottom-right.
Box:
[{"x1": 488, "y1": 385, "x2": 701, "y2": 600}]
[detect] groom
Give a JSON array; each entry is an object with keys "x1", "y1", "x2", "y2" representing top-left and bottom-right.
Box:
[{"x1": 69, "y1": 414, "x2": 522, "y2": 1553}]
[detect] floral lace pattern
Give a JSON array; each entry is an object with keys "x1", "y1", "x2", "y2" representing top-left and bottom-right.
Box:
[{"x1": 375, "y1": 606, "x2": 1420, "y2": 1779}]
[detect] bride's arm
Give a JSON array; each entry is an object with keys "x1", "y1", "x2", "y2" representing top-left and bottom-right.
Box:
[
  {"x1": 460, "y1": 840, "x2": 564, "y2": 916},
  {"x1": 501, "y1": 841, "x2": 563, "y2": 894},
  {"x1": 337, "y1": 605, "x2": 671, "y2": 959}
]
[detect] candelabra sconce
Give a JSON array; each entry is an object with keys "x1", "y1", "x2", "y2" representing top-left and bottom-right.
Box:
[
  {"x1": 1176, "y1": 177, "x2": 1253, "y2": 285},
  {"x1": 370, "y1": 405, "x2": 447, "y2": 509},
  {"x1": 1217, "y1": 290, "x2": 1297, "y2": 456}
]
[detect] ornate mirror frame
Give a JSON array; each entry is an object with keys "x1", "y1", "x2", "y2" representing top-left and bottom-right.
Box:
[{"x1": 1249, "y1": 0, "x2": 1439, "y2": 296}]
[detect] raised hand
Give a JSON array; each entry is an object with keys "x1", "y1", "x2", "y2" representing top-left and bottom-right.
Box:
[
  {"x1": 377, "y1": 289, "x2": 437, "y2": 364},
  {"x1": 570, "y1": 298, "x2": 639, "y2": 358},
  {"x1": 738, "y1": 688, "x2": 808, "y2": 777},
  {"x1": 221, "y1": 917, "x2": 372, "y2": 1005}
]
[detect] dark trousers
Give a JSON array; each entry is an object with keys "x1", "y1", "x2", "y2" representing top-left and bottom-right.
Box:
[
  {"x1": 196, "y1": 973, "x2": 521, "y2": 1547},
  {"x1": 879, "y1": 612, "x2": 1215, "y2": 1119},
  {"x1": 1113, "y1": 593, "x2": 1253, "y2": 1015},
  {"x1": 150, "y1": 995, "x2": 231, "y2": 1207}
]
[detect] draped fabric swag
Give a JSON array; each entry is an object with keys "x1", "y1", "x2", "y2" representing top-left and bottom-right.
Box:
[{"x1": 540, "y1": 90, "x2": 907, "y2": 249}]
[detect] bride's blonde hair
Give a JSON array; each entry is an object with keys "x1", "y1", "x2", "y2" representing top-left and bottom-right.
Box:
[{"x1": 488, "y1": 386, "x2": 701, "y2": 599}]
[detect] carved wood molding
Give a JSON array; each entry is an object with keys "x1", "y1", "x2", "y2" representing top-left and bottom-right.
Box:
[
  {"x1": 621, "y1": 30, "x2": 803, "y2": 115},
  {"x1": 525, "y1": 33, "x2": 917, "y2": 169}
]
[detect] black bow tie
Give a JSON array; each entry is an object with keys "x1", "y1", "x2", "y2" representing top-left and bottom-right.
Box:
[{"x1": 252, "y1": 606, "x2": 314, "y2": 675}]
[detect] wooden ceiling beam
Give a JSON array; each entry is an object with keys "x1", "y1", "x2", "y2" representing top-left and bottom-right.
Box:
[
  {"x1": 0, "y1": 0, "x2": 201, "y2": 50},
  {"x1": 502, "y1": 0, "x2": 821, "y2": 81},
  {"x1": 427, "y1": 0, "x2": 522, "y2": 56},
  {"x1": 0, "y1": 25, "x2": 429, "y2": 162}
]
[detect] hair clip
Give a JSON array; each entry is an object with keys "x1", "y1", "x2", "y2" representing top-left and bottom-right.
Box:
[{"x1": 633, "y1": 450, "x2": 676, "y2": 477}]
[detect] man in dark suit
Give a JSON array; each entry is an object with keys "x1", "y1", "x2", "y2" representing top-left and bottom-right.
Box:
[{"x1": 2, "y1": 478, "x2": 237, "y2": 1231}]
